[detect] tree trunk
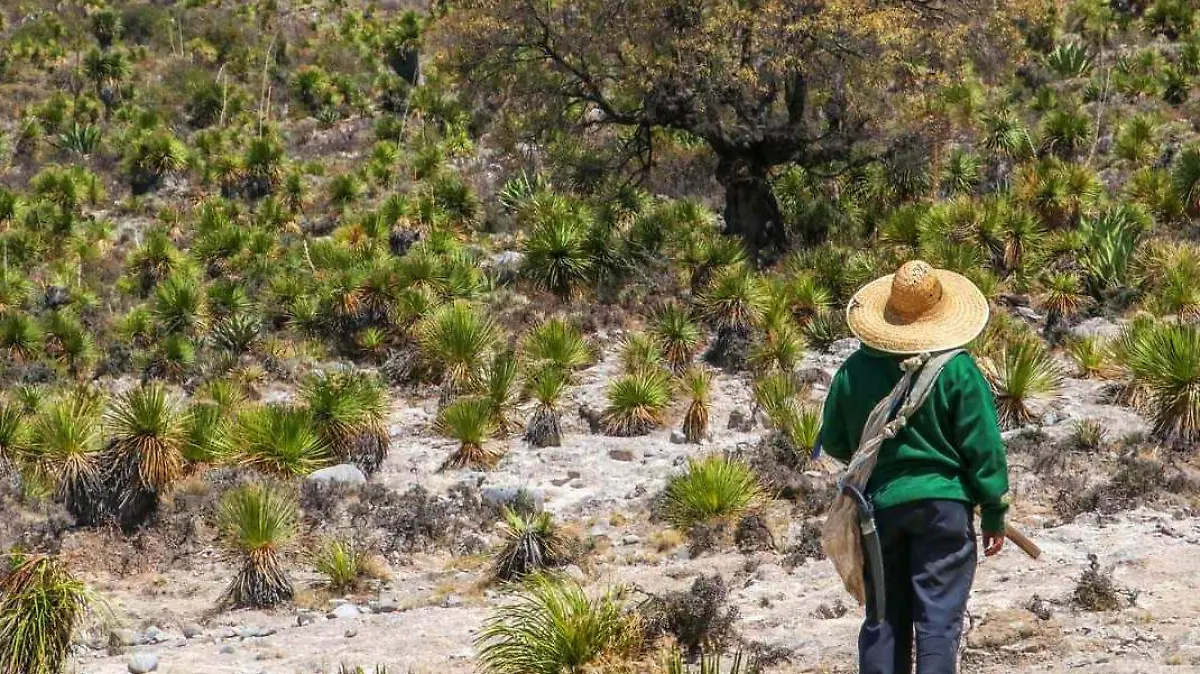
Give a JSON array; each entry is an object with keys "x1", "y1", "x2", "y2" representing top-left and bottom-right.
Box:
[{"x1": 716, "y1": 154, "x2": 787, "y2": 257}]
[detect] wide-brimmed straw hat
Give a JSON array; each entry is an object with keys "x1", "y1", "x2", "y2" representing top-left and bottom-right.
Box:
[{"x1": 846, "y1": 260, "x2": 989, "y2": 355}]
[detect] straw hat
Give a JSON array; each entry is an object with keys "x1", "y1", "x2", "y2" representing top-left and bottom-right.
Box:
[{"x1": 846, "y1": 260, "x2": 989, "y2": 355}]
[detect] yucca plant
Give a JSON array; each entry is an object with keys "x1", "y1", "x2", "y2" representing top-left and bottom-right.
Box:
[
  {"x1": 217, "y1": 483, "x2": 298, "y2": 608},
  {"x1": 312, "y1": 537, "x2": 367, "y2": 592},
  {"x1": 619, "y1": 332, "x2": 665, "y2": 375},
  {"x1": 701, "y1": 266, "x2": 769, "y2": 369},
  {"x1": 301, "y1": 370, "x2": 389, "y2": 474},
  {"x1": 184, "y1": 402, "x2": 232, "y2": 464},
  {"x1": 522, "y1": 318, "x2": 592, "y2": 373},
  {"x1": 28, "y1": 391, "x2": 106, "y2": 525},
  {"x1": 519, "y1": 195, "x2": 593, "y2": 299},
  {"x1": 679, "y1": 366, "x2": 713, "y2": 444},
  {"x1": 476, "y1": 574, "x2": 638, "y2": 674},
  {"x1": 1115, "y1": 115, "x2": 1160, "y2": 164},
  {"x1": 523, "y1": 365, "x2": 567, "y2": 448},
  {"x1": 664, "y1": 455, "x2": 765, "y2": 531},
  {"x1": 801, "y1": 310, "x2": 848, "y2": 352},
  {"x1": 985, "y1": 339, "x2": 1065, "y2": 428},
  {"x1": 0, "y1": 403, "x2": 28, "y2": 471},
  {"x1": 0, "y1": 553, "x2": 90, "y2": 674},
  {"x1": 663, "y1": 648, "x2": 756, "y2": 674},
  {"x1": 105, "y1": 383, "x2": 188, "y2": 493},
  {"x1": 152, "y1": 273, "x2": 207, "y2": 336},
  {"x1": 1067, "y1": 336, "x2": 1115, "y2": 379},
  {"x1": 748, "y1": 319, "x2": 805, "y2": 374},
  {"x1": 982, "y1": 111, "x2": 1035, "y2": 160},
  {"x1": 417, "y1": 300, "x2": 498, "y2": 398},
  {"x1": 483, "y1": 350, "x2": 523, "y2": 437},
  {"x1": 1172, "y1": 146, "x2": 1200, "y2": 216},
  {"x1": 493, "y1": 507, "x2": 568, "y2": 582},
  {"x1": 649, "y1": 302, "x2": 702, "y2": 374},
  {"x1": 1136, "y1": 321, "x2": 1200, "y2": 444},
  {"x1": 602, "y1": 369, "x2": 672, "y2": 437},
  {"x1": 236, "y1": 405, "x2": 331, "y2": 477},
  {"x1": 0, "y1": 312, "x2": 41, "y2": 361},
  {"x1": 436, "y1": 396, "x2": 501, "y2": 470},
  {"x1": 1040, "y1": 108, "x2": 1092, "y2": 159},
  {"x1": 125, "y1": 130, "x2": 187, "y2": 194}
]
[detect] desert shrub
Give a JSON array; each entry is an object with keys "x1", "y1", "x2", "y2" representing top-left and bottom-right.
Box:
[
  {"x1": 640, "y1": 575, "x2": 739, "y2": 660},
  {"x1": 312, "y1": 537, "x2": 367, "y2": 592},
  {"x1": 301, "y1": 370, "x2": 389, "y2": 474},
  {"x1": 1045, "y1": 42, "x2": 1092, "y2": 77},
  {"x1": 601, "y1": 369, "x2": 671, "y2": 436},
  {"x1": 1067, "y1": 336, "x2": 1114, "y2": 378},
  {"x1": 1172, "y1": 146, "x2": 1200, "y2": 217},
  {"x1": 476, "y1": 574, "x2": 638, "y2": 674},
  {"x1": 522, "y1": 318, "x2": 592, "y2": 374},
  {"x1": 124, "y1": 130, "x2": 187, "y2": 194},
  {"x1": 1073, "y1": 554, "x2": 1136, "y2": 611},
  {"x1": 418, "y1": 300, "x2": 498, "y2": 395},
  {"x1": 493, "y1": 507, "x2": 570, "y2": 582},
  {"x1": 236, "y1": 405, "x2": 330, "y2": 476},
  {"x1": 0, "y1": 553, "x2": 90, "y2": 674},
  {"x1": 1130, "y1": 321, "x2": 1200, "y2": 444},
  {"x1": 619, "y1": 332, "x2": 665, "y2": 375},
  {"x1": 519, "y1": 195, "x2": 593, "y2": 299},
  {"x1": 679, "y1": 366, "x2": 713, "y2": 444},
  {"x1": 651, "y1": 302, "x2": 702, "y2": 373},
  {"x1": 28, "y1": 391, "x2": 106, "y2": 526},
  {"x1": 701, "y1": 266, "x2": 768, "y2": 370},
  {"x1": 217, "y1": 482, "x2": 297, "y2": 608},
  {"x1": 1071, "y1": 419, "x2": 1107, "y2": 452},
  {"x1": 664, "y1": 455, "x2": 764, "y2": 531},
  {"x1": 985, "y1": 338, "x2": 1064, "y2": 428}
]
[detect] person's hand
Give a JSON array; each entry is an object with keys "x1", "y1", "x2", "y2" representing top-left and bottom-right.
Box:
[{"x1": 982, "y1": 531, "x2": 1005, "y2": 557}]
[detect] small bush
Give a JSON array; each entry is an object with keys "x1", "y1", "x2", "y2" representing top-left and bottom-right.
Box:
[
  {"x1": 436, "y1": 396, "x2": 500, "y2": 469},
  {"x1": 312, "y1": 537, "x2": 367, "y2": 592},
  {"x1": 1073, "y1": 554, "x2": 1136, "y2": 611},
  {"x1": 664, "y1": 455, "x2": 764, "y2": 531},
  {"x1": 601, "y1": 369, "x2": 671, "y2": 436},
  {"x1": 640, "y1": 575, "x2": 739, "y2": 660},
  {"x1": 986, "y1": 339, "x2": 1064, "y2": 428},
  {"x1": 493, "y1": 507, "x2": 570, "y2": 582},
  {"x1": 0, "y1": 553, "x2": 90, "y2": 674}
]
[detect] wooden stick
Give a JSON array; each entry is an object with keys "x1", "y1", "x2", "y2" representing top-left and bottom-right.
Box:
[{"x1": 1005, "y1": 523, "x2": 1041, "y2": 560}]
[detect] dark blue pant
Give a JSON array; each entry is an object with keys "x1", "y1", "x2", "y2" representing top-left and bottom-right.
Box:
[{"x1": 859, "y1": 500, "x2": 976, "y2": 674}]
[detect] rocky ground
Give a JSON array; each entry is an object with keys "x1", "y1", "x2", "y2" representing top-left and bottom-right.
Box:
[{"x1": 31, "y1": 323, "x2": 1200, "y2": 674}]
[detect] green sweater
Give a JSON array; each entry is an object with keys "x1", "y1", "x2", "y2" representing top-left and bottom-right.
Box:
[{"x1": 821, "y1": 347, "x2": 1010, "y2": 533}]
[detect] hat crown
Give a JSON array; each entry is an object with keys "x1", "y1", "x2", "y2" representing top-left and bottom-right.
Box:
[{"x1": 887, "y1": 260, "x2": 943, "y2": 321}]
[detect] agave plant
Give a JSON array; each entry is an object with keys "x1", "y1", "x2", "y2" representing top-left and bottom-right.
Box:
[
  {"x1": 217, "y1": 483, "x2": 298, "y2": 608},
  {"x1": 0, "y1": 553, "x2": 90, "y2": 674},
  {"x1": 619, "y1": 332, "x2": 665, "y2": 375},
  {"x1": 28, "y1": 391, "x2": 106, "y2": 525},
  {"x1": 679, "y1": 366, "x2": 713, "y2": 444},
  {"x1": 417, "y1": 301, "x2": 498, "y2": 398},
  {"x1": 523, "y1": 365, "x2": 567, "y2": 448},
  {"x1": 301, "y1": 370, "x2": 389, "y2": 474},
  {"x1": 601, "y1": 369, "x2": 672, "y2": 437},
  {"x1": 521, "y1": 317, "x2": 592, "y2": 373},
  {"x1": 436, "y1": 396, "x2": 501, "y2": 470},
  {"x1": 663, "y1": 455, "x2": 765, "y2": 530},
  {"x1": 236, "y1": 405, "x2": 331, "y2": 477},
  {"x1": 125, "y1": 130, "x2": 188, "y2": 194},
  {"x1": 312, "y1": 537, "x2": 367, "y2": 592},
  {"x1": 483, "y1": 350, "x2": 523, "y2": 437},
  {"x1": 985, "y1": 339, "x2": 1065, "y2": 428},
  {"x1": 650, "y1": 302, "x2": 702, "y2": 374},
  {"x1": 493, "y1": 507, "x2": 568, "y2": 582},
  {"x1": 1045, "y1": 42, "x2": 1093, "y2": 77},
  {"x1": 1135, "y1": 321, "x2": 1200, "y2": 444},
  {"x1": 476, "y1": 574, "x2": 637, "y2": 674},
  {"x1": 211, "y1": 312, "x2": 262, "y2": 356}
]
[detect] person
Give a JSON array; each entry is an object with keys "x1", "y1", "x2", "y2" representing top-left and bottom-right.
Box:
[{"x1": 821, "y1": 260, "x2": 1010, "y2": 674}]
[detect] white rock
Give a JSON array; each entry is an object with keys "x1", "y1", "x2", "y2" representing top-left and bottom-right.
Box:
[
  {"x1": 328, "y1": 603, "x2": 362, "y2": 620},
  {"x1": 127, "y1": 653, "x2": 159, "y2": 674},
  {"x1": 306, "y1": 464, "x2": 367, "y2": 486},
  {"x1": 669, "y1": 429, "x2": 687, "y2": 444}
]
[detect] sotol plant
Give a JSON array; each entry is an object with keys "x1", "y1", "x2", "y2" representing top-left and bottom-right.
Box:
[
  {"x1": 0, "y1": 554, "x2": 90, "y2": 674},
  {"x1": 302, "y1": 371, "x2": 389, "y2": 474},
  {"x1": 312, "y1": 537, "x2": 368, "y2": 592},
  {"x1": 418, "y1": 300, "x2": 498, "y2": 398},
  {"x1": 664, "y1": 455, "x2": 765, "y2": 531},
  {"x1": 651, "y1": 302, "x2": 702, "y2": 374},
  {"x1": 601, "y1": 369, "x2": 672, "y2": 437},
  {"x1": 217, "y1": 483, "x2": 298, "y2": 608},
  {"x1": 1135, "y1": 321, "x2": 1200, "y2": 444},
  {"x1": 986, "y1": 339, "x2": 1065, "y2": 428},
  {"x1": 236, "y1": 405, "x2": 331, "y2": 477},
  {"x1": 29, "y1": 391, "x2": 106, "y2": 526},
  {"x1": 521, "y1": 318, "x2": 592, "y2": 373},
  {"x1": 523, "y1": 365, "x2": 567, "y2": 448},
  {"x1": 493, "y1": 508, "x2": 569, "y2": 582},
  {"x1": 436, "y1": 396, "x2": 501, "y2": 470},
  {"x1": 679, "y1": 367, "x2": 713, "y2": 444}
]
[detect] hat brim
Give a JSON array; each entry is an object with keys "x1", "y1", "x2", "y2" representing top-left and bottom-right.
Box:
[{"x1": 846, "y1": 269, "x2": 990, "y2": 355}]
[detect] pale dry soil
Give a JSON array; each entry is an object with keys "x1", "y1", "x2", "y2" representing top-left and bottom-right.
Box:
[{"x1": 63, "y1": 339, "x2": 1200, "y2": 674}]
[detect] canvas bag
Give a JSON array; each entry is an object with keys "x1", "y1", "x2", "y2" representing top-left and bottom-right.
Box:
[{"x1": 821, "y1": 349, "x2": 965, "y2": 605}]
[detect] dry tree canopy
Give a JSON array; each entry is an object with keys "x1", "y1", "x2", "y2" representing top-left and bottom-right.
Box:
[{"x1": 435, "y1": 0, "x2": 1039, "y2": 253}]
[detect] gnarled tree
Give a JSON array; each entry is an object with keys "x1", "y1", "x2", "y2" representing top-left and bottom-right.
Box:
[{"x1": 436, "y1": 0, "x2": 1032, "y2": 255}]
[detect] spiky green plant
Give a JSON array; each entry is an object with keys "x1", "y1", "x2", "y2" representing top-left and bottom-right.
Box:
[
  {"x1": 0, "y1": 553, "x2": 90, "y2": 674},
  {"x1": 679, "y1": 367, "x2": 713, "y2": 444},
  {"x1": 523, "y1": 365, "x2": 567, "y2": 448},
  {"x1": 493, "y1": 508, "x2": 568, "y2": 582},
  {"x1": 602, "y1": 369, "x2": 672, "y2": 437},
  {"x1": 184, "y1": 402, "x2": 232, "y2": 464},
  {"x1": 1136, "y1": 322, "x2": 1200, "y2": 444},
  {"x1": 152, "y1": 273, "x2": 207, "y2": 336},
  {"x1": 476, "y1": 574, "x2": 637, "y2": 674},
  {"x1": 521, "y1": 318, "x2": 592, "y2": 373},
  {"x1": 211, "y1": 312, "x2": 262, "y2": 356},
  {"x1": 236, "y1": 406, "x2": 331, "y2": 477},
  {"x1": 752, "y1": 371, "x2": 802, "y2": 426},
  {"x1": 125, "y1": 130, "x2": 187, "y2": 194},
  {"x1": 982, "y1": 111, "x2": 1035, "y2": 159},
  {"x1": 1045, "y1": 42, "x2": 1092, "y2": 77},
  {"x1": 436, "y1": 396, "x2": 501, "y2": 470},
  {"x1": 1067, "y1": 336, "x2": 1115, "y2": 379},
  {"x1": 483, "y1": 350, "x2": 523, "y2": 437},
  {"x1": 619, "y1": 332, "x2": 665, "y2": 375},
  {"x1": 986, "y1": 339, "x2": 1065, "y2": 428},
  {"x1": 519, "y1": 195, "x2": 593, "y2": 299},
  {"x1": 312, "y1": 537, "x2": 367, "y2": 592},
  {"x1": 1039, "y1": 271, "x2": 1090, "y2": 327},
  {"x1": 663, "y1": 648, "x2": 756, "y2": 674},
  {"x1": 800, "y1": 310, "x2": 847, "y2": 352},
  {"x1": 417, "y1": 300, "x2": 498, "y2": 395},
  {"x1": 217, "y1": 483, "x2": 297, "y2": 608},
  {"x1": 1115, "y1": 114, "x2": 1160, "y2": 164},
  {"x1": 700, "y1": 266, "x2": 768, "y2": 334},
  {"x1": 301, "y1": 370, "x2": 389, "y2": 474},
  {"x1": 28, "y1": 392, "x2": 106, "y2": 525},
  {"x1": 0, "y1": 312, "x2": 41, "y2": 361},
  {"x1": 1173, "y1": 146, "x2": 1200, "y2": 216},
  {"x1": 650, "y1": 303, "x2": 702, "y2": 374},
  {"x1": 664, "y1": 455, "x2": 765, "y2": 530},
  {"x1": 105, "y1": 383, "x2": 189, "y2": 495},
  {"x1": 0, "y1": 404, "x2": 28, "y2": 471},
  {"x1": 748, "y1": 319, "x2": 805, "y2": 374}
]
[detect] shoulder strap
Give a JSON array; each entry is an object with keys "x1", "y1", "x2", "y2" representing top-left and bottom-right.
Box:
[{"x1": 896, "y1": 348, "x2": 964, "y2": 419}]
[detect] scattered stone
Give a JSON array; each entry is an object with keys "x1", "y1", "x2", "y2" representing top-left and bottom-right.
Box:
[
  {"x1": 1070, "y1": 317, "x2": 1123, "y2": 340},
  {"x1": 727, "y1": 408, "x2": 751, "y2": 431},
  {"x1": 127, "y1": 653, "x2": 159, "y2": 674},
  {"x1": 219, "y1": 644, "x2": 237, "y2": 655},
  {"x1": 609, "y1": 448, "x2": 636, "y2": 462},
  {"x1": 967, "y1": 608, "x2": 1060, "y2": 651},
  {"x1": 182, "y1": 623, "x2": 203, "y2": 639},
  {"x1": 669, "y1": 429, "x2": 686, "y2": 444},
  {"x1": 110, "y1": 629, "x2": 141, "y2": 648},
  {"x1": 296, "y1": 612, "x2": 317, "y2": 627},
  {"x1": 441, "y1": 595, "x2": 464, "y2": 609},
  {"x1": 328, "y1": 603, "x2": 362, "y2": 620},
  {"x1": 237, "y1": 625, "x2": 277, "y2": 638},
  {"x1": 481, "y1": 486, "x2": 545, "y2": 512},
  {"x1": 143, "y1": 627, "x2": 168, "y2": 644},
  {"x1": 306, "y1": 464, "x2": 367, "y2": 486},
  {"x1": 345, "y1": 629, "x2": 358, "y2": 638},
  {"x1": 375, "y1": 596, "x2": 400, "y2": 613},
  {"x1": 622, "y1": 534, "x2": 641, "y2": 545},
  {"x1": 795, "y1": 367, "x2": 833, "y2": 386}
]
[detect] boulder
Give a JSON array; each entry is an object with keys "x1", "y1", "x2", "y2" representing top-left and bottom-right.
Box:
[
  {"x1": 109, "y1": 628, "x2": 141, "y2": 648},
  {"x1": 127, "y1": 653, "x2": 159, "y2": 674},
  {"x1": 669, "y1": 429, "x2": 687, "y2": 444},
  {"x1": 608, "y1": 448, "x2": 637, "y2": 462},
  {"x1": 328, "y1": 603, "x2": 362, "y2": 620},
  {"x1": 306, "y1": 464, "x2": 367, "y2": 486},
  {"x1": 1070, "y1": 317, "x2": 1123, "y2": 340},
  {"x1": 481, "y1": 486, "x2": 545, "y2": 512},
  {"x1": 182, "y1": 623, "x2": 203, "y2": 639}
]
